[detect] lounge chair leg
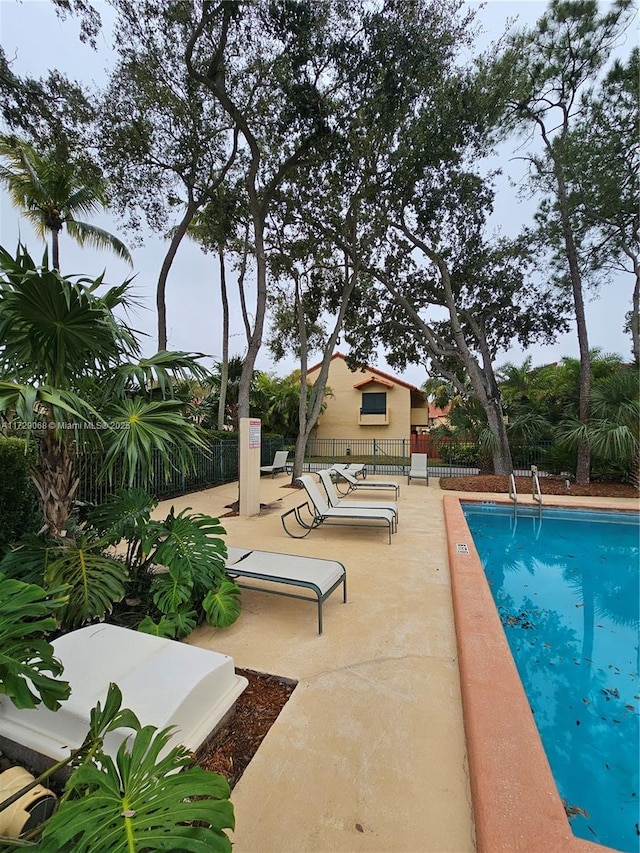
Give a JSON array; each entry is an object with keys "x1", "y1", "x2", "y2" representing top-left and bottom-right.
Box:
[{"x1": 281, "y1": 504, "x2": 314, "y2": 538}]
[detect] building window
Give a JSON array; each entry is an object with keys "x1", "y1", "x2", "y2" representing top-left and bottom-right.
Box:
[{"x1": 361, "y1": 392, "x2": 386, "y2": 414}]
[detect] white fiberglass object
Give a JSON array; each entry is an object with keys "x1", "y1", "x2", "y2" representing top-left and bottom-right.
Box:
[{"x1": 0, "y1": 624, "x2": 248, "y2": 761}]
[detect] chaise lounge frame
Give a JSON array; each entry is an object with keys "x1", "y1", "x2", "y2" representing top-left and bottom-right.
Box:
[
  {"x1": 260, "y1": 450, "x2": 291, "y2": 478},
  {"x1": 327, "y1": 466, "x2": 400, "y2": 499},
  {"x1": 225, "y1": 546, "x2": 346, "y2": 634},
  {"x1": 282, "y1": 474, "x2": 396, "y2": 544},
  {"x1": 317, "y1": 469, "x2": 399, "y2": 524}
]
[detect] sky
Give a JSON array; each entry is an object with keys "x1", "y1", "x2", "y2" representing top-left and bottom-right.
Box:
[{"x1": 0, "y1": 0, "x2": 636, "y2": 389}]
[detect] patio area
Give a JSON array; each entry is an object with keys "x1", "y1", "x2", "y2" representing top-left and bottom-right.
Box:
[{"x1": 156, "y1": 475, "x2": 638, "y2": 853}]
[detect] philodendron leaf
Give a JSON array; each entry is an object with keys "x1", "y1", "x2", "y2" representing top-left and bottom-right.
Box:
[
  {"x1": 0, "y1": 574, "x2": 70, "y2": 710},
  {"x1": 151, "y1": 563, "x2": 193, "y2": 615},
  {"x1": 137, "y1": 615, "x2": 178, "y2": 638},
  {"x1": 202, "y1": 579, "x2": 241, "y2": 628},
  {"x1": 42, "y1": 535, "x2": 129, "y2": 629},
  {"x1": 83, "y1": 683, "x2": 141, "y2": 745},
  {"x1": 137, "y1": 609, "x2": 197, "y2": 639},
  {"x1": 38, "y1": 725, "x2": 234, "y2": 853}
]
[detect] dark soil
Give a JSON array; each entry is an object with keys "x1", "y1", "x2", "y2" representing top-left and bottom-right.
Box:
[
  {"x1": 439, "y1": 474, "x2": 638, "y2": 498},
  {"x1": 195, "y1": 668, "x2": 296, "y2": 789}
]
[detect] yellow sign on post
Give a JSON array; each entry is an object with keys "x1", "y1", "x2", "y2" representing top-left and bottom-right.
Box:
[{"x1": 239, "y1": 417, "x2": 261, "y2": 516}]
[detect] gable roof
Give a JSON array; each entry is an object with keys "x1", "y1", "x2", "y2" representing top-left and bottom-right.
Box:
[
  {"x1": 352, "y1": 375, "x2": 395, "y2": 389},
  {"x1": 307, "y1": 352, "x2": 425, "y2": 395}
]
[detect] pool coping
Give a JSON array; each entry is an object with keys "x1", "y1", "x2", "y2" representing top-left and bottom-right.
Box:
[{"x1": 444, "y1": 495, "x2": 621, "y2": 853}]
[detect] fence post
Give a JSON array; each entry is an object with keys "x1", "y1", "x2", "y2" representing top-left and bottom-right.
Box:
[{"x1": 373, "y1": 438, "x2": 377, "y2": 474}]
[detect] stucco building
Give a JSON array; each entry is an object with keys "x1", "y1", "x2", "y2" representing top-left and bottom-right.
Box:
[{"x1": 307, "y1": 353, "x2": 434, "y2": 441}]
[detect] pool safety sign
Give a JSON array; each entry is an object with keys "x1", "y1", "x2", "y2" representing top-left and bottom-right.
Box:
[
  {"x1": 249, "y1": 419, "x2": 261, "y2": 449},
  {"x1": 456, "y1": 543, "x2": 470, "y2": 554}
]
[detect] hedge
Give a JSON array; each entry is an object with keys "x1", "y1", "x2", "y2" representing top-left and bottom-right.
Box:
[{"x1": 0, "y1": 437, "x2": 41, "y2": 551}]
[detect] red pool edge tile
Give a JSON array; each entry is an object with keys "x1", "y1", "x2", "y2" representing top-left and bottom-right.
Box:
[{"x1": 444, "y1": 495, "x2": 619, "y2": 853}]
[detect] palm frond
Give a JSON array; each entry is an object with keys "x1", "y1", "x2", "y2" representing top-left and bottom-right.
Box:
[
  {"x1": 66, "y1": 219, "x2": 133, "y2": 266},
  {"x1": 102, "y1": 398, "x2": 208, "y2": 487}
]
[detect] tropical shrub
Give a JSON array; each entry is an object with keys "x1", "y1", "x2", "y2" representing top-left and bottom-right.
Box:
[
  {"x1": 91, "y1": 489, "x2": 240, "y2": 636},
  {"x1": 0, "y1": 573, "x2": 70, "y2": 710},
  {"x1": 0, "y1": 438, "x2": 41, "y2": 553},
  {"x1": 0, "y1": 488, "x2": 241, "y2": 636},
  {"x1": 37, "y1": 723, "x2": 234, "y2": 853},
  {"x1": 0, "y1": 243, "x2": 208, "y2": 537},
  {"x1": 0, "y1": 683, "x2": 234, "y2": 852},
  {"x1": 436, "y1": 441, "x2": 480, "y2": 467},
  {"x1": 0, "y1": 533, "x2": 129, "y2": 630}
]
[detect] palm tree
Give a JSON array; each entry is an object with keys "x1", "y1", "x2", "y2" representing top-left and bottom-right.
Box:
[
  {"x1": 0, "y1": 243, "x2": 206, "y2": 535},
  {"x1": 0, "y1": 134, "x2": 132, "y2": 271},
  {"x1": 583, "y1": 366, "x2": 639, "y2": 489}
]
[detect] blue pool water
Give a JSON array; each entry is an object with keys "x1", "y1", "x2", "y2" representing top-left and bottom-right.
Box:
[{"x1": 462, "y1": 503, "x2": 640, "y2": 853}]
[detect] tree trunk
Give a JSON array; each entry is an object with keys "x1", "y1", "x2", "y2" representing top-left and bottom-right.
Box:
[
  {"x1": 630, "y1": 252, "x2": 639, "y2": 364},
  {"x1": 289, "y1": 253, "x2": 358, "y2": 481},
  {"x1": 217, "y1": 246, "x2": 230, "y2": 430},
  {"x1": 237, "y1": 211, "x2": 267, "y2": 420},
  {"x1": 31, "y1": 431, "x2": 79, "y2": 537},
  {"x1": 51, "y1": 228, "x2": 61, "y2": 271},
  {"x1": 156, "y1": 199, "x2": 198, "y2": 351},
  {"x1": 553, "y1": 155, "x2": 592, "y2": 484},
  {"x1": 485, "y1": 402, "x2": 513, "y2": 476}
]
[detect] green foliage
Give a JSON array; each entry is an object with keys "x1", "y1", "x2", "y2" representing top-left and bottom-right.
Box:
[
  {"x1": 0, "y1": 243, "x2": 209, "y2": 536},
  {"x1": 500, "y1": 355, "x2": 638, "y2": 483},
  {"x1": 89, "y1": 487, "x2": 156, "y2": 549},
  {"x1": 0, "y1": 533, "x2": 128, "y2": 630},
  {"x1": 0, "y1": 573, "x2": 70, "y2": 710},
  {"x1": 0, "y1": 438, "x2": 41, "y2": 552},
  {"x1": 0, "y1": 133, "x2": 131, "y2": 270},
  {"x1": 436, "y1": 441, "x2": 479, "y2": 467},
  {"x1": 491, "y1": 0, "x2": 636, "y2": 482},
  {"x1": 0, "y1": 486, "x2": 237, "y2": 635},
  {"x1": 38, "y1": 725, "x2": 234, "y2": 853},
  {"x1": 203, "y1": 580, "x2": 242, "y2": 628},
  {"x1": 0, "y1": 681, "x2": 232, "y2": 852},
  {"x1": 137, "y1": 611, "x2": 197, "y2": 639}
]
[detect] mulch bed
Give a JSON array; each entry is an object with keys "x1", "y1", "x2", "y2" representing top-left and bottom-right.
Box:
[
  {"x1": 196, "y1": 668, "x2": 296, "y2": 789},
  {"x1": 439, "y1": 474, "x2": 638, "y2": 498}
]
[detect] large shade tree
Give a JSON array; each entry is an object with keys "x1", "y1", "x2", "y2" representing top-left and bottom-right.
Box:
[
  {"x1": 491, "y1": 0, "x2": 635, "y2": 483},
  {"x1": 559, "y1": 48, "x2": 640, "y2": 363},
  {"x1": 97, "y1": 16, "x2": 239, "y2": 351}
]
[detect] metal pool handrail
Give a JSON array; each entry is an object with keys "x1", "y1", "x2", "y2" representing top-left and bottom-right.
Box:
[
  {"x1": 531, "y1": 467, "x2": 543, "y2": 516},
  {"x1": 508, "y1": 473, "x2": 517, "y2": 507}
]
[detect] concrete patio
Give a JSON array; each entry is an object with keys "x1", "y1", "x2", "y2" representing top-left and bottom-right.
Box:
[{"x1": 156, "y1": 475, "x2": 638, "y2": 853}]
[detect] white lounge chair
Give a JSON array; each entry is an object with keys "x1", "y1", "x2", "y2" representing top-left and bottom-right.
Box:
[
  {"x1": 329, "y1": 466, "x2": 400, "y2": 498},
  {"x1": 225, "y1": 546, "x2": 346, "y2": 634},
  {"x1": 331, "y1": 462, "x2": 366, "y2": 478},
  {"x1": 318, "y1": 469, "x2": 399, "y2": 524},
  {"x1": 282, "y1": 474, "x2": 396, "y2": 544},
  {"x1": 407, "y1": 452, "x2": 429, "y2": 485},
  {"x1": 260, "y1": 450, "x2": 290, "y2": 477}
]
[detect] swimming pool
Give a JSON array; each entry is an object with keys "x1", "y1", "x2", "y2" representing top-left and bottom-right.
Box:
[{"x1": 462, "y1": 503, "x2": 639, "y2": 853}]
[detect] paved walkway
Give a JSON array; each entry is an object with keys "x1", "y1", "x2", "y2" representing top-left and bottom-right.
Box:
[{"x1": 156, "y1": 478, "x2": 637, "y2": 853}]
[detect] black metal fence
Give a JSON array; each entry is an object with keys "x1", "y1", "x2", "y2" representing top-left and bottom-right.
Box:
[
  {"x1": 305, "y1": 437, "x2": 553, "y2": 477},
  {"x1": 75, "y1": 437, "x2": 286, "y2": 505},
  {"x1": 75, "y1": 435, "x2": 554, "y2": 505}
]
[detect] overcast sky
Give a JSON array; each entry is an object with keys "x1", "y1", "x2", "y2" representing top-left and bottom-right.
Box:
[{"x1": 0, "y1": 0, "x2": 635, "y2": 388}]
